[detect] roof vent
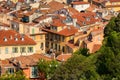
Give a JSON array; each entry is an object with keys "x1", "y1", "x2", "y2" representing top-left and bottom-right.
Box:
[
  {"x1": 3, "y1": 37, "x2": 7, "y2": 42},
  {"x1": 14, "y1": 37, "x2": 18, "y2": 41},
  {"x1": 21, "y1": 34, "x2": 25, "y2": 41},
  {"x1": 21, "y1": 37, "x2": 24, "y2": 41}
]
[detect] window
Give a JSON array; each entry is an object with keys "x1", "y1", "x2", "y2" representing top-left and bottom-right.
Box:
[
  {"x1": 46, "y1": 42, "x2": 49, "y2": 47},
  {"x1": 7, "y1": 68, "x2": 14, "y2": 74},
  {"x1": 40, "y1": 43, "x2": 44, "y2": 50},
  {"x1": 12, "y1": 47, "x2": 18, "y2": 53},
  {"x1": 20, "y1": 47, "x2": 26, "y2": 53},
  {"x1": 31, "y1": 66, "x2": 38, "y2": 78},
  {"x1": 61, "y1": 36, "x2": 64, "y2": 42},
  {"x1": 28, "y1": 47, "x2": 33, "y2": 53},
  {"x1": 5, "y1": 47, "x2": 8, "y2": 54},
  {"x1": 32, "y1": 28, "x2": 35, "y2": 34}
]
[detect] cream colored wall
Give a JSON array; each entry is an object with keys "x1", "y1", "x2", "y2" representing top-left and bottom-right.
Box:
[
  {"x1": 107, "y1": 7, "x2": 120, "y2": 11},
  {"x1": 19, "y1": 23, "x2": 24, "y2": 34},
  {"x1": 0, "y1": 13, "x2": 12, "y2": 25},
  {"x1": 0, "y1": 45, "x2": 35, "y2": 60},
  {"x1": 33, "y1": 34, "x2": 46, "y2": 54}
]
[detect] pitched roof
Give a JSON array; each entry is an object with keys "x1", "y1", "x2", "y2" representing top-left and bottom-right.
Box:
[
  {"x1": 52, "y1": 19, "x2": 66, "y2": 27},
  {"x1": 1, "y1": 54, "x2": 52, "y2": 69},
  {"x1": 48, "y1": 1, "x2": 65, "y2": 13},
  {"x1": 92, "y1": 44, "x2": 101, "y2": 53},
  {"x1": 71, "y1": 1, "x2": 89, "y2": 5},
  {"x1": 0, "y1": 30, "x2": 36, "y2": 46},
  {"x1": 110, "y1": 0, "x2": 120, "y2": 2},
  {"x1": 58, "y1": 26, "x2": 78, "y2": 36},
  {"x1": 56, "y1": 53, "x2": 72, "y2": 62}
]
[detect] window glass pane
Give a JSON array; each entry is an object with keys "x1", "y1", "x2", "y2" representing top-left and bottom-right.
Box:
[
  {"x1": 31, "y1": 66, "x2": 38, "y2": 78},
  {"x1": 28, "y1": 47, "x2": 33, "y2": 53},
  {"x1": 7, "y1": 68, "x2": 14, "y2": 74},
  {"x1": 20, "y1": 47, "x2": 26, "y2": 53},
  {"x1": 5, "y1": 48, "x2": 8, "y2": 54},
  {"x1": 12, "y1": 47, "x2": 18, "y2": 53}
]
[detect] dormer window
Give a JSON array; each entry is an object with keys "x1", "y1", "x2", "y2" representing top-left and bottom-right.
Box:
[
  {"x1": 86, "y1": 17, "x2": 90, "y2": 21},
  {"x1": 21, "y1": 37, "x2": 24, "y2": 41},
  {"x1": 4, "y1": 37, "x2": 7, "y2": 42},
  {"x1": 83, "y1": 22, "x2": 86, "y2": 25},
  {"x1": 14, "y1": 37, "x2": 18, "y2": 41}
]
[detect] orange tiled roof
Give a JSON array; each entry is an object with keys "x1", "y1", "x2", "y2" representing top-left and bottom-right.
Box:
[
  {"x1": 52, "y1": 19, "x2": 66, "y2": 27},
  {"x1": 0, "y1": 30, "x2": 36, "y2": 46},
  {"x1": 110, "y1": 0, "x2": 120, "y2": 2},
  {"x1": 72, "y1": 12, "x2": 100, "y2": 26},
  {"x1": 56, "y1": 53, "x2": 72, "y2": 62},
  {"x1": 48, "y1": 1, "x2": 65, "y2": 13},
  {"x1": 71, "y1": 1, "x2": 89, "y2": 5},
  {"x1": 1, "y1": 54, "x2": 52, "y2": 69},
  {"x1": 58, "y1": 26, "x2": 78, "y2": 36},
  {"x1": 93, "y1": 0, "x2": 106, "y2": 3},
  {"x1": 92, "y1": 44, "x2": 101, "y2": 53},
  {"x1": 68, "y1": 7, "x2": 79, "y2": 15}
]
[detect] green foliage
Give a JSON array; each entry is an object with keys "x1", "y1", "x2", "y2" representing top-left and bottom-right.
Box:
[
  {"x1": 51, "y1": 13, "x2": 120, "y2": 80},
  {"x1": 96, "y1": 14, "x2": 120, "y2": 79},
  {"x1": 37, "y1": 59, "x2": 59, "y2": 79},
  {"x1": 51, "y1": 54, "x2": 100, "y2": 80},
  {"x1": 74, "y1": 48, "x2": 90, "y2": 56},
  {"x1": 0, "y1": 70, "x2": 27, "y2": 80},
  {"x1": 104, "y1": 14, "x2": 120, "y2": 36}
]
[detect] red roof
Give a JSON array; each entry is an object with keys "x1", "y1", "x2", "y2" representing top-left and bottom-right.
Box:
[
  {"x1": 58, "y1": 26, "x2": 78, "y2": 36},
  {"x1": 0, "y1": 30, "x2": 36, "y2": 46},
  {"x1": 56, "y1": 53, "x2": 72, "y2": 62},
  {"x1": 92, "y1": 44, "x2": 101, "y2": 53},
  {"x1": 110, "y1": 0, "x2": 120, "y2": 2},
  {"x1": 48, "y1": 1, "x2": 65, "y2": 13},
  {"x1": 52, "y1": 19, "x2": 66, "y2": 27},
  {"x1": 1, "y1": 54, "x2": 52, "y2": 69},
  {"x1": 72, "y1": 12, "x2": 100, "y2": 26},
  {"x1": 71, "y1": 1, "x2": 89, "y2": 5}
]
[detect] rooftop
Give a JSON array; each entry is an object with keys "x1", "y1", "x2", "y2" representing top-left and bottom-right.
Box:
[{"x1": 0, "y1": 30, "x2": 36, "y2": 46}]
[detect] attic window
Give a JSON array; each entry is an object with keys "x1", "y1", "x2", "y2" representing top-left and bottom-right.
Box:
[
  {"x1": 83, "y1": 22, "x2": 86, "y2": 25},
  {"x1": 86, "y1": 17, "x2": 90, "y2": 21},
  {"x1": 14, "y1": 37, "x2": 18, "y2": 41},
  {"x1": 4, "y1": 37, "x2": 7, "y2": 42},
  {"x1": 21, "y1": 37, "x2": 24, "y2": 41}
]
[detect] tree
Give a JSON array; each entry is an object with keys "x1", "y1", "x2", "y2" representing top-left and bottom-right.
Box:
[
  {"x1": 51, "y1": 54, "x2": 100, "y2": 80},
  {"x1": 37, "y1": 59, "x2": 59, "y2": 80},
  {"x1": 104, "y1": 14, "x2": 120, "y2": 37},
  {"x1": 0, "y1": 70, "x2": 27, "y2": 80},
  {"x1": 74, "y1": 48, "x2": 89, "y2": 56}
]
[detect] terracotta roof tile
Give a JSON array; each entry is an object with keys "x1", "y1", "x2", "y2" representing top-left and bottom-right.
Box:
[
  {"x1": 7, "y1": 54, "x2": 52, "y2": 68},
  {"x1": 56, "y1": 53, "x2": 72, "y2": 62},
  {"x1": 110, "y1": 0, "x2": 120, "y2": 2},
  {"x1": 71, "y1": 1, "x2": 89, "y2": 5},
  {"x1": 58, "y1": 26, "x2": 78, "y2": 36},
  {"x1": 92, "y1": 44, "x2": 101, "y2": 53},
  {"x1": 0, "y1": 30, "x2": 36, "y2": 46},
  {"x1": 48, "y1": 1, "x2": 65, "y2": 13}
]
